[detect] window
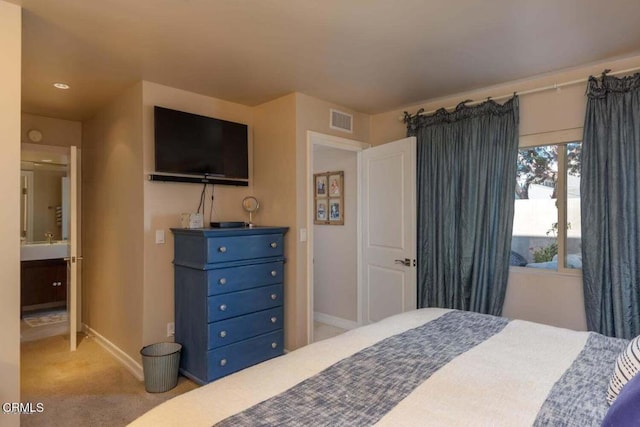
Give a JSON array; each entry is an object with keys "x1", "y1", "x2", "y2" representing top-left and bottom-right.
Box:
[{"x1": 510, "y1": 142, "x2": 582, "y2": 271}]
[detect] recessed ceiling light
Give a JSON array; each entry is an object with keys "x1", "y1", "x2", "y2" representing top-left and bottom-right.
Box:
[{"x1": 53, "y1": 82, "x2": 70, "y2": 90}]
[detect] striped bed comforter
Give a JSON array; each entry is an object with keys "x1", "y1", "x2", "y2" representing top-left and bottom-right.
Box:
[{"x1": 130, "y1": 308, "x2": 627, "y2": 427}]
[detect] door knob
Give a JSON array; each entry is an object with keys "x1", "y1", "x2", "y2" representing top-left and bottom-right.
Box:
[{"x1": 395, "y1": 258, "x2": 410, "y2": 266}]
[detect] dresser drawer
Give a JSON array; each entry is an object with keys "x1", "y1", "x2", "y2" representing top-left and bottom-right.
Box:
[
  {"x1": 208, "y1": 284, "x2": 283, "y2": 322},
  {"x1": 207, "y1": 262, "x2": 283, "y2": 296},
  {"x1": 208, "y1": 307, "x2": 283, "y2": 349},
  {"x1": 206, "y1": 234, "x2": 283, "y2": 263},
  {"x1": 207, "y1": 330, "x2": 284, "y2": 381}
]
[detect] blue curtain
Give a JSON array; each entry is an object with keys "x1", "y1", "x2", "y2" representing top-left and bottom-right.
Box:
[
  {"x1": 582, "y1": 73, "x2": 640, "y2": 339},
  {"x1": 406, "y1": 97, "x2": 519, "y2": 315}
]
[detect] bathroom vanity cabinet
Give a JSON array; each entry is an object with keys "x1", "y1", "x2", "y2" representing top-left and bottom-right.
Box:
[{"x1": 21, "y1": 258, "x2": 67, "y2": 314}]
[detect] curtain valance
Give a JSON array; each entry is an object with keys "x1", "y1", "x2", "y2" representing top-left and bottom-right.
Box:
[
  {"x1": 586, "y1": 73, "x2": 640, "y2": 98},
  {"x1": 404, "y1": 96, "x2": 518, "y2": 134}
]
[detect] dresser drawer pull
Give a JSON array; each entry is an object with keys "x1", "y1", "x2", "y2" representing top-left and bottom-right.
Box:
[
  {"x1": 219, "y1": 304, "x2": 227, "y2": 311},
  {"x1": 218, "y1": 278, "x2": 227, "y2": 285},
  {"x1": 218, "y1": 246, "x2": 227, "y2": 253},
  {"x1": 270, "y1": 316, "x2": 277, "y2": 324},
  {"x1": 270, "y1": 242, "x2": 278, "y2": 249},
  {"x1": 270, "y1": 294, "x2": 278, "y2": 301},
  {"x1": 220, "y1": 358, "x2": 227, "y2": 367},
  {"x1": 219, "y1": 330, "x2": 227, "y2": 338},
  {"x1": 271, "y1": 342, "x2": 278, "y2": 349},
  {"x1": 270, "y1": 270, "x2": 277, "y2": 277}
]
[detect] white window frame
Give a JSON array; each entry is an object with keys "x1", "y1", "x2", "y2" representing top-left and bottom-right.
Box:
[{"x1": 511, "y1": 128, "x2": 583, "y2": 276}]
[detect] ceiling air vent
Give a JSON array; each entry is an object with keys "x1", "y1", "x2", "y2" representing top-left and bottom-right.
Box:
[{"x1": 330, "y1": 109, "x2": 353, "y2": 133}]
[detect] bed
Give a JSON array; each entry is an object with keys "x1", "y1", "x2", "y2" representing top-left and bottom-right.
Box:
[{"x1": 130, "y1": 308, "x2": 628, "y2": 426}]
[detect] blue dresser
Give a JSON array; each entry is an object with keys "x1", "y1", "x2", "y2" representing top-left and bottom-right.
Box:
[{"x1": 172, "y1": 226, "x2": 288, "y2": 384}]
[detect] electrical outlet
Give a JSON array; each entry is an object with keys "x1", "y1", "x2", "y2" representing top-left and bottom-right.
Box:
[{"x1": 167, "y1": 322, "x2": 175, "y2": 337}]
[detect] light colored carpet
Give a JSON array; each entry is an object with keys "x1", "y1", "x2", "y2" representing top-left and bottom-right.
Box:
[
  {"x1": 314, "y1": 321, "x2": 347, "y2": 342},
  {"x1": 21, "y1": 316, "x2": 69, "y2": 343},
  {"x1": 21, "y1": 333, "x2": 198, "y2": 427}
]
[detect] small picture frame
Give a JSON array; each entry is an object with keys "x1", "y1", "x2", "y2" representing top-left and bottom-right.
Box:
[
  {"x1": 328, "y1": 174, "x2": 342, "y2": 197},
  {"x1": 313, "y1": 171, "x2": 344, "y2": 225},
  {"x1": 316, "y1": 199, "x2": 328, "y2": 222},
  {"x1": 315, "y1": 175, "x2": 327, "y2": 197},
  {"x1": 329, "y1": 198, "x2": 343, "y2": 223}
]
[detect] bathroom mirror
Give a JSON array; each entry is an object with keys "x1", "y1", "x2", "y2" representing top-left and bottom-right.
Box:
[
  {"x1": 21, "y1": 146, "x2": 69, "y2": 243},
  {"x1": 242, "y1": 196, "x2": 260, "y2": 228}
]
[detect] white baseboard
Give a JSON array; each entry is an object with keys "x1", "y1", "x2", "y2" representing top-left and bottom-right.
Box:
[
  {"x1": 314, "y1": 312, "x2": 359, "y2": 330},
  {"x1": 83, "y1": 323, "x2": 144, "y2": 381}
]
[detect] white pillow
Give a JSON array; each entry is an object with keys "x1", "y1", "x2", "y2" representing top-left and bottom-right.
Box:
[{"x1": 608, "y1": 335, "x2": 640, "y2": 405}]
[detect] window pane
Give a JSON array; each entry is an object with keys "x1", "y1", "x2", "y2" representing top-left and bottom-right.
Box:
[
  {"x1": 565, "y1": 143, "x2": 582, "y2": 269},
  {"x1": 511, "y1": 145, "x2": 558, "y2": 269}
]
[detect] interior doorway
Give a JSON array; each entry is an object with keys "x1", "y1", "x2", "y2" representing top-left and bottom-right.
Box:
[
  {"x1": 19, "y1": 143, "x2": 82, "y2": 350},
  {"x1": 306, "y1": 131, "x2": 369, "y2": 343}
]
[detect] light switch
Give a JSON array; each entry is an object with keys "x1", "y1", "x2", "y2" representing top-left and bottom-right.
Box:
[
  {"x1": 300, "y1": 228, "x2": 307, "y2": 242},
  {"x1": 155, "y1": 229, "x2": 165, "y2": 244}
]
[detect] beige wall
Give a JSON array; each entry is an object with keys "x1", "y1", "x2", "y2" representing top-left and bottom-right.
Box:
[
  {"x1": 82, "y1": 88, "x2": 370, "y2": 355},
  {"x1": 81, "y1": 80, "x2": 258, "y2": 364},
  {"x1": 370, "y1": 54, "x2": 640, "y2": 331},
  {"x1": 141, "y1": 81, "x2": 254, "y2": 347},
  {"x1": 0, "y1": 2, "x2": 21, "y2": 426},
  {"x1": 21, "y1": 113, "x2": 82, "y2": 147},
  {"x1": 82, "y1": 82, "x2": 145, "y2": 360},
  {"x1": 253, "y1": 94, "x2": 299, "y2": 349},
  {"x1": 313, "y1": 147, "x2": 358, "y2": 322},
  {"x1": 294, "y1": 93, "x2": 370, "y2": 345}
]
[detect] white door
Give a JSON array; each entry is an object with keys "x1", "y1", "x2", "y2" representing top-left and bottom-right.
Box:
[
  {"x1": 68, "y1": 146, "x2": 81, "y2": 351},
  {"x1": 361, "y1": 137, "x2": 416, "y2": 324}
]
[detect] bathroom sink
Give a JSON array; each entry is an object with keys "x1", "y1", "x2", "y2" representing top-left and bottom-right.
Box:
[{"x1": 21, "y1": 241, "x2": 70, "y2": 261}]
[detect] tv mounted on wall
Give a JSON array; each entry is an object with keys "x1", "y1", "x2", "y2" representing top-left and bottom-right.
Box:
[{"x1": 151, "y1": 106, "x2": 249, "y2": 185}]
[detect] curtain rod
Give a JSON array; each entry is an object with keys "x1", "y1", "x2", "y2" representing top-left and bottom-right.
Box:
[{"x1": 408, "y1": 66, "x2": 640, "y2": 118}]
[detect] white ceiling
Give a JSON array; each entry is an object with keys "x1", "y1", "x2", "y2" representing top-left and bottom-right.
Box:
[{"x1": 13, "y1": 0, "x2": 640, "y2": 121}]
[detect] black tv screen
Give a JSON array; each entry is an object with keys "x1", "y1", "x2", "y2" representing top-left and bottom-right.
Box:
[{"x1": 154, "y1": 106, "x2": 249, "y2": 180}]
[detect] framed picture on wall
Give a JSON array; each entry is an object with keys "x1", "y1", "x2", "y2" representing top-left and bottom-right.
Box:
[
  {"x1": 328, "y1": 173, "x2": 342, "y2": 197},
  {"x1": 329, "y1": 198, "x2": 343, "y2": 224},
  {"x1": 315, "y1": 175, "x2": 328, "y2": 197},
  {"x1": 316, "y1": 199, "x2": 328, "y2": 222},
  {"x1": 313, "y1": 171, "x2": 344, "y2": 225}
]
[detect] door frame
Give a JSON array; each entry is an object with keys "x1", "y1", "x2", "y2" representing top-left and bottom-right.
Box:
[
  {"x1": 69, "y1": 146, "x2": 81, "y2": 351},
  {"x1": 305, "y1": 131, "x2": 370, "y2": 344},
  {"x1": 19, "y1": 143, "x2": 81, "y2": 350}
]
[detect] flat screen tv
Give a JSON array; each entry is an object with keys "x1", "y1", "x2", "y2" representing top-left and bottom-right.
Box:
[{"x1": 154, "y1": 106, "x2": 249, "y2": 181}]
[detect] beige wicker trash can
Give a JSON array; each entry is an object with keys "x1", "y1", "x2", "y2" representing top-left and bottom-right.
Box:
[{"x1": 140, "y1": 342, "x2": 182, "y2": 393}]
